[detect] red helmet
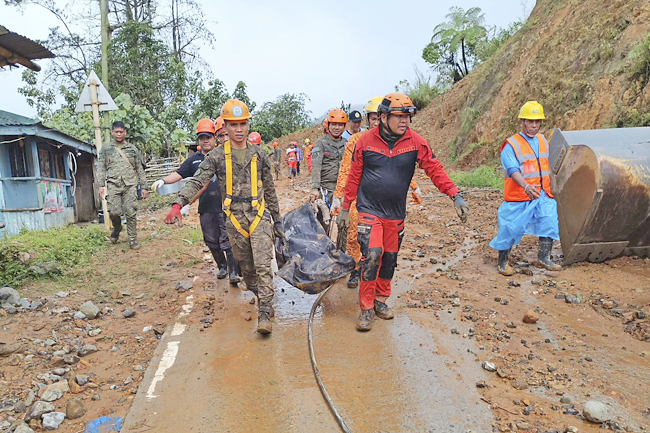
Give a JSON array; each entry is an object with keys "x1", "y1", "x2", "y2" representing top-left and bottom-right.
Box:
[{"x1": 248, "y1": 131, "x2": 262, "y2": 145}]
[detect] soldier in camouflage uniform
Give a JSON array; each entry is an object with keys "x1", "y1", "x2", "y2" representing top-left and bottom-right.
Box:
[
  {"x1": 165, "y1": 100, "x2": 284, "y2": 334},
  {"x1": 98, "y1": 121, "x2": 148, "y2": 249}
]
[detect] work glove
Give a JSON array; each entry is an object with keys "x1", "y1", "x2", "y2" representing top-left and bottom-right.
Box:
[
  {"x1": 411, "y1": 186, "x2": 423, "y2": 204},
  {"x1": 151, "y1": 179, "x2": 165, "y2": 193},
  {"x1": 330, "y1": 197, "x2": 341, "y2": 216},
  {"x1": 273, "y1": 221, "x2": 286, "y2": 241},
  {"x1": 339, "y1": 208, "x2": 350, "y2": 227},
  {"x1": 180, "y1": 204, "x2": 191, "y2": 217},
  {"x1": 309, "y1": 189, "x2": 320, "y2": 203},
  {"x1": 452, "y1": 193, "x2": 469, "y2": 223},
  {"x1": 165, "y1": 204, "x2": 183, "y2": 225}
]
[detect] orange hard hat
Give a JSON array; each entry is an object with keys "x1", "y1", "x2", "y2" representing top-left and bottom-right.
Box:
[
  {"x1": 248, "y1": 132, "x2": 262, "y2": 145},
  {"x1": 196, "y1": 118, "x2": 215, "y2": 135},
  {"x1": 214, "y1": 116, "x2": 225, "y2": 132},
  {"x1": 221, "y1": 99, "x2": 252, "y2": 121},
  {"x1": 327, "y1": 108, "x2": 348, "y2": 124},
  {"x1": 273, "y1": 141, "x2": 279, "y2": 147},
  {"x1": 378, "y1": 92, "x2": 417, "y2": 116},
  {"x1": 197, "y1": 145, "x2": 202, "y2": 150}
]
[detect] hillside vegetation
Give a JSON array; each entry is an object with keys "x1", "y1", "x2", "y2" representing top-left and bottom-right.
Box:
[{"x1": 412, "y1": 0, "x2": 650, "y2": 168}]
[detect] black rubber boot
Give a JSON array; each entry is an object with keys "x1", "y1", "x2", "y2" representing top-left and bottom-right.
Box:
[
  {"x1": 347, "y1": 269, "x2": 359, "y2": 289},
  {"x1": 225, "y1": 249, "x2": 242, "y2": 285},
  {"x1": 498, "y1": 249, "x2": 514, "y2": 276},
  {"x1": 211, "y1": 249, "x2": 228, "y2": 279},
  {"x1": 538, "y1": 237, "x2": 562, "y2": 271}
]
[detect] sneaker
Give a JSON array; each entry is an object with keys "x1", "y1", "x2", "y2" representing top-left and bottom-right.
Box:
[
  {"x1": 347, "y1": 269, "x2": 359, "y2": 289},
  {"x1": 256, "y1": 311, "x2": 272, "y2": 334},
  {"x1": 356, "y1": 309, "x2": 375, "y2": 332},
  {"x1": 374, "y1": 300, "x2": 394, "y2": 320}
]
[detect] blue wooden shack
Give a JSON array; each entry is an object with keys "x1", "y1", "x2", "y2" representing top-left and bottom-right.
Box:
[{"x1": 0, "y1": 110, "x2": 98, "y2": 237}]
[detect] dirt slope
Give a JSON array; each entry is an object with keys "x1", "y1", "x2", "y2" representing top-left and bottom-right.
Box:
[{"x1": 412, "y1": 0, "x2": 650, "y2": 168}]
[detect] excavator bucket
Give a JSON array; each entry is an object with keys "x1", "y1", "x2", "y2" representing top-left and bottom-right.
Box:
[{"x1": 549, "y1": 127, "x2": 650, "y2": 264}]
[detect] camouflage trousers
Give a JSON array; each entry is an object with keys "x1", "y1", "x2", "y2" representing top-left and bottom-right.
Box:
[
  {"x1": 106, "y1": 181, "x2": 138, "y2": 244},
  {"x1": 226, "y1": 213, "x2": 274, "y2": 312}
]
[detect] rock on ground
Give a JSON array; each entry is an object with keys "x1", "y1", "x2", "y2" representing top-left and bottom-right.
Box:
[
  {"x1": 79, "y1": 301, "x2": 99, "y2": 319},
  {"x1": 42, "y1": 412, "x2": 66, "y2": 430},
  {"x1": 40, "y1": 388, "x2": 63, "y2": 402},
  {"x1": 0, "y1": 287, "x2": 21, "y2": 305},
  {"x1": 78, "y1": 345, "x2": 98, "y2": 357},
  {"x1": 14, "y1": 424, "x2": 35, "y2": 433},
  {"x1": 176, "y1": 280, "x2": 193, "y2": 292},
  {"x1": 24, "y1": 401, "x2": 54, "y2": 421},
  {"x1": 523, "y1": 310, "x2": 540, "y2": 324},
  {"x1": 65, "y1": 400, "x2": 86, "y2": 420},
  {"x1": 583, "y1": 400, "x2": 611, "y2": 423}
]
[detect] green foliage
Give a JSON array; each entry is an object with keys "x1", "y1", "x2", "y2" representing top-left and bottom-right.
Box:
[
  {"x1": 45, "y1": 108, "x2": 94, "y2": 143},
  {"x1": 614, "y1": 108, "x2": 650, "y2": 128},
  {"x1": 231, "y1": 81, "x2": 256, "y2": 112},
  {"x1": 250, "y1": 93, "x2": 312, "y2": 142},
  {"x1": 112, "y1": 94, "x2": 165, "y2": 156},
  {"x1": 395, "y1": 68, "x2": 445, "y2": 110},
  {"x1": 423, "y1": 7, "x2": 488, "y2": 83},
  {"x1": 0, "y1": 225, "x2": 106, "y2": 288},
  {"x1": 191, "y1": 79, "x2": 230, "y2": 120},
  {"x1": 628, "y1": 33, "x2": 650, "y2": 90},
  {"x1": 18, "y1": 70, "x2": 56, "y2": 118},
  {"x1": 475, "y1": 21, "x2": 523, "y2": 62},
  {"x1": 449, "y1": 165, "x2": 502, "y2": 189}
]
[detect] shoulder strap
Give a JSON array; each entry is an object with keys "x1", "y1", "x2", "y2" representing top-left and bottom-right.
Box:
[{"x1": 114, "y1": 146, "x2": 134, "y2": 170}]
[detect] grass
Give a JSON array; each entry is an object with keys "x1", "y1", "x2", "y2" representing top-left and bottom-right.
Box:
[
  {"x1": 449, "y1": 165, "x2": 503, "y2": 189},
  {"x1": 0, "y1": 225, "x2": 106, "y2": 288}
]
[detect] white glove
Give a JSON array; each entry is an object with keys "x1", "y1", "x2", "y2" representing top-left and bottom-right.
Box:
[
  {"x1": 180, "y1": 204, "x2": 191, "y2": 217},
  {"x1": 331, "y1": 197, "x2": 341, "y2": 212},
  {"x1": 151, "y1": 179, "x2": 165, "y2": 193}
]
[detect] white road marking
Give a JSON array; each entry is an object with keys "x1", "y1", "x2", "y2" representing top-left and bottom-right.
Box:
[{"x1": 146, "y1": 341, "x2": 180, "y2": 400}]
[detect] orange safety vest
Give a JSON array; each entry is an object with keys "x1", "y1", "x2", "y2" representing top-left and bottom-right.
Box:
[{"x1": 501, "y1": 133, "x2": 554, "y2": 202}]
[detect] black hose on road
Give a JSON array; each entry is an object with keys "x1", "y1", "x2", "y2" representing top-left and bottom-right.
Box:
[{"x1": 308, "y1": 283, "x2": 352, "y2": 433}]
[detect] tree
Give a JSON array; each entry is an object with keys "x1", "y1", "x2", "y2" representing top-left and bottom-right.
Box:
[
  {"x1": 232, "y1": 81, "x2": 256, "y2": 112},
  {"x1": 423, "y1": 6, "x2": 488, "y2": 83},
  {"x1": 250, "y1": 93, "x2": 312, "y2": 142}
]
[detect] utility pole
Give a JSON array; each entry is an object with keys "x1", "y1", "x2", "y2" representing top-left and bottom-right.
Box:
[{"x1": 100, "y1": 0, "x2": 110, "y2": 143}]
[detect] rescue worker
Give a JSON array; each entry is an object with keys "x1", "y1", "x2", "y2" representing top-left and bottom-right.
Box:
[
  {"x1": 322, "y1": 119, "x2": 329, "y2": 135},
  {"x1": 304, "y1": 138, "x2": 313, "y2": 174},
  {"x1": 489, "y1": 101, "x2": 561, "y2": 275},
  {"x1": 342, "y1": 110, "x2": 364, "y2": 140},
  {"x1": 332, "y1": 97, "x2": 423, "y2": 289},
  {"x1": 214, "y1": 116, "x2": 228, "y2": 145},
  {"x1": 248, "y1": 131, "x2": 262, "y2": 146},
  {"x1": 152, "y1": 119, "x2": 241, "y2": 285},
  {"x1": 286, "y1": 142, "x2": 299, "y2": 182},
  {"x1": 98, "y1": 121, "x2": 148, "y2": 250},
  {"x1": 165, "y1": 99, "x2": 284, "y2": 334},
  {"x1": 272, "y1": 141, "x2": 282, "y2": 179},
  {"x1": 310, "y1": 109, "x2": 348, "y2": 232},
  {"x1": 341, "y1": 93, "x2": 469, "y2": 331},
  {"x1": 296, "y1": 143, "x2": 303, "y2": 176}
]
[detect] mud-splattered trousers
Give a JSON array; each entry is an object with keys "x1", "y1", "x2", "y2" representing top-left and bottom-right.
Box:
[{"x1": 175, "y1": 144, "x2": 281, "y2": 312}]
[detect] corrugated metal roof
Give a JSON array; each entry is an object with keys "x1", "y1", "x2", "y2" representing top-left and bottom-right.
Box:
[
  {"x1": 0, "y1": 110, "x2": 38, "y2": 126},
  {"x1": 0, "y1": 25, "x2": 55, "y2": 68}
]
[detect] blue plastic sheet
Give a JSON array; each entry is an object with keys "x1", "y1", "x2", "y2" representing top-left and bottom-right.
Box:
[
  {"x1": 84, "y1": 416, "x2": 123, "y2": 433},
  {"x1": 490, "y1": 191, "x2": 560, "y2": 251}
]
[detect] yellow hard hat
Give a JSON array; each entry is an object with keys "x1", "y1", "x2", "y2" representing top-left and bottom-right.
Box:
[
  {"x1": 364, "y1": 96, "x2": 384, "y2": 114},
  {"x1": 305, "y1": 138, "x2": 310, "y2": 143},
  {"x1": 518, "y1": 101, "x2": 545, "y2": 120},
  {"x1": 221, "y1": 99, "x2": 252, "y2": 121}
]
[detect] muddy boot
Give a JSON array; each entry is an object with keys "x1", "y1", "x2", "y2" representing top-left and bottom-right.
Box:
[
  {"x1": 498, "y1": 249, "x2": 514, "y2": 276},
  {"x1": 537, "y1": 237, "x2": 562, "y2": 271},
  {"x1": 257, "y1": 304, "x2": 273, "y2": 334},
  {"x1": 225, "y1": 249, "x2": 242, "y2": 285},
  {"x1": 374, "y1": 299, "x2": 394, "y2": 320},
  {"x1": 109, "y1": 215, "x2": 122, "y2": 244},
  {"x1": 129, "y1": 241, "x2": 140, "y2": 250},
  {"x1": 211, "y1": 249, "x2": 228, "y2": 279},
  {"x1": 356, "y1": 309, "x2": 375, "y2": 332},
  {"x1": 347, "y1": 269, "x2": 359, "y2": 289}
]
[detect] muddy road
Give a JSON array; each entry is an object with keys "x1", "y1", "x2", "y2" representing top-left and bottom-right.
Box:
[{"x1": 2, "y1": 171, "x2": 649, "y2": 433}]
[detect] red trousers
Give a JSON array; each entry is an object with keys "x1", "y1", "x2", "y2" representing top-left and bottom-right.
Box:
[{"x1": 357, "y1": 212, "x2": 404, "y2": 311}]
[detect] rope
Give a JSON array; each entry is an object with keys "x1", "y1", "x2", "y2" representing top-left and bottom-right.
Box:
[{"x1": 308, "y1": 283, "x2": 352, "y2": 433}]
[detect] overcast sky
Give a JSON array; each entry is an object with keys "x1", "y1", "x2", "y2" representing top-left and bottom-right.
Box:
[{"x1": 1, "y1": 0, "x2": 531, "y2": 120}]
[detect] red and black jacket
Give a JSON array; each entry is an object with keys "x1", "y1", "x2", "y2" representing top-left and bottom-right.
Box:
[{"x1": 343, "y1": 127, "x2": 459, "y2": 220}]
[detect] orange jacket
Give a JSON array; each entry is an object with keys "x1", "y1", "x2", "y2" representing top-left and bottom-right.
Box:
[{"x1": 502, "y1": 133, "x2": 554, "y2": 202}]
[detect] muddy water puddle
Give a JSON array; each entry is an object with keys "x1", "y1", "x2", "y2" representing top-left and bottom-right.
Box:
[{"x1": 272, "y1": 276, "x2": 323, "y2": 323}]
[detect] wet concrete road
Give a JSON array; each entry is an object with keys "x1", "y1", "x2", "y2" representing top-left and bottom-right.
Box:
[{"x1": 121, "y1": 271, "x2": 492, "y2": 433}]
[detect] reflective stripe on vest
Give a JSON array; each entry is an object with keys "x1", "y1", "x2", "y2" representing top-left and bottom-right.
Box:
[
  {"x1": 222, "y1": 141, "x2": 266, "y2": 238},
  {"x1": 502, "y1": 133, "x2": 554, "y2": 202}
]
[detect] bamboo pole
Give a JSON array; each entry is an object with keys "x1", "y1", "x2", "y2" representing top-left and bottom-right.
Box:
[{"x1": 90, "y1": 80, "x2": 111, "y2": 231}]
